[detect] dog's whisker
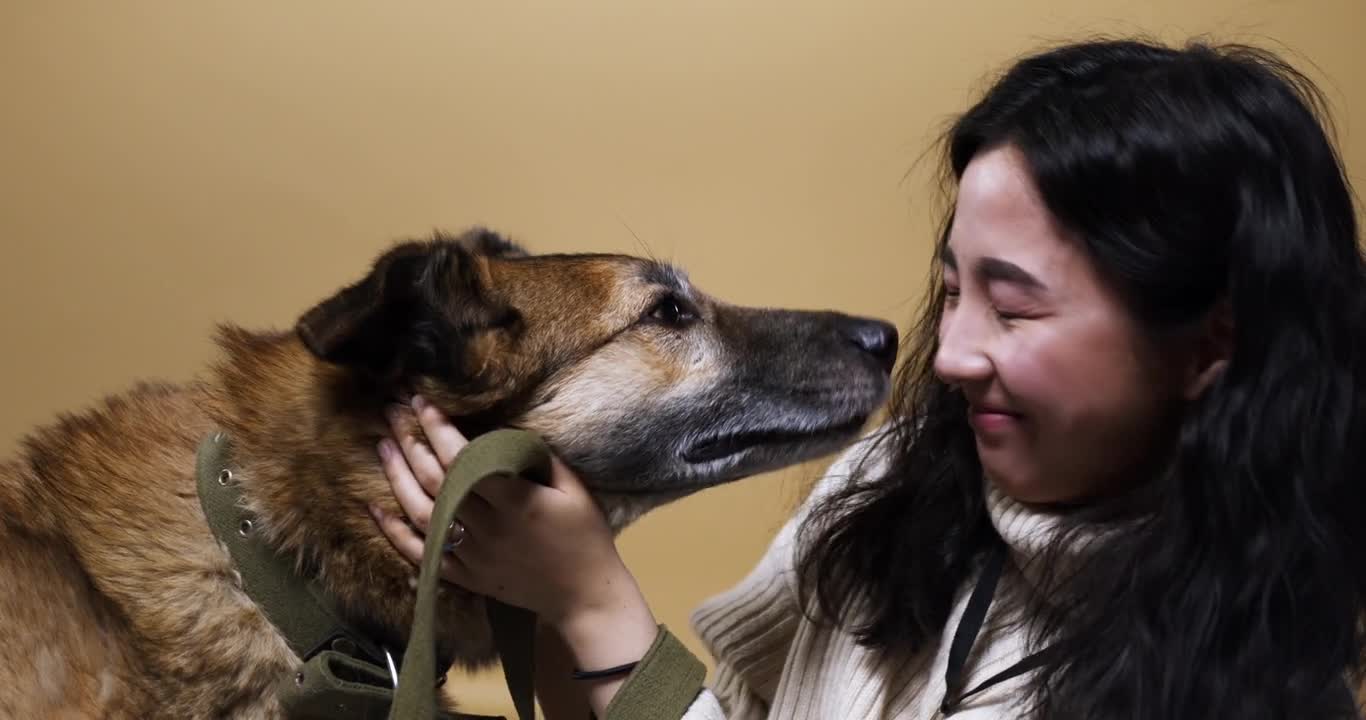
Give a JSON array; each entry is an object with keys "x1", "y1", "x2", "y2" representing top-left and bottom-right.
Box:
[{"x1": 616, "y1": 216, "x2": 659, "y2": 263}]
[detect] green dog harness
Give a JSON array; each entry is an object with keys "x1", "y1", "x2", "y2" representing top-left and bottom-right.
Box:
[{"x1": 195, "y1": 428, "x2": 550, "y2": 720}]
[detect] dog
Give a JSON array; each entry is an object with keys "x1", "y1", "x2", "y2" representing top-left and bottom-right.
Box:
[{"x1": 0, "y1": 228, "x2": 897, "y2": 718}]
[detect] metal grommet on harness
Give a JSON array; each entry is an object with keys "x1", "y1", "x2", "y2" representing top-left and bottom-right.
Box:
[{"x1": 218, "y1": 469, "x2": 233, "y2": 486}]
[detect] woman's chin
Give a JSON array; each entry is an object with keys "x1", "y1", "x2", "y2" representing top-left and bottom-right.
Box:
[{"x1": 984, "y1": 469, "x2": 1075, "y2": 508}]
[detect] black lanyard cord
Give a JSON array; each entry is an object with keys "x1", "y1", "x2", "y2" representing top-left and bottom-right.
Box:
[{"x1": 940, "y1": 542, "x2": 1057, "y2": 716}]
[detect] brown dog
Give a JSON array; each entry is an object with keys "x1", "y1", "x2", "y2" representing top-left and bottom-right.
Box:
[{"x1": 0, "y1": 229, "x2": 897, "y2": 718}]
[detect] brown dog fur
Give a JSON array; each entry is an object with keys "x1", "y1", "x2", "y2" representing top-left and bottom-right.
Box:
[{"x1": 0, "y1": 229, "x2": 896, "y2": 718}]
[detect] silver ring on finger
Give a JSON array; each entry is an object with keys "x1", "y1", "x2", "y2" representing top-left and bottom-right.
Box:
[{"x1": 442, "y1": 521, "x2": 467, "y2": 553}]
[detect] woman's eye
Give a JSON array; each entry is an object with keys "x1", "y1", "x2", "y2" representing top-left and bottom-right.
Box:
[{"x1": 649, "y1": 296, "x2": 697, "y2": 326}]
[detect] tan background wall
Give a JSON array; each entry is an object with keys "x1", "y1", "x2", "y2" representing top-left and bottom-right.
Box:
[{"x1": 2, "y1": 1, "x2": 1361, "y2": 715}]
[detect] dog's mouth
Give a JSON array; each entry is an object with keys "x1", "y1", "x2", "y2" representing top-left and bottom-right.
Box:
[{"x1": 681, "y1": 415, "x2": 870, "y2": 465}]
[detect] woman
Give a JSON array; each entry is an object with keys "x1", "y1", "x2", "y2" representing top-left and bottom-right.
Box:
[{"x1": 373, "y1": 39, "x2": 1366, "y2": 718}]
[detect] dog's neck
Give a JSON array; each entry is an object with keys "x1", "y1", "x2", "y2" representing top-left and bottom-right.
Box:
[
  {"x1": 203, "y1": 326, "x2": 486, "y2": 655},
  {"x1": 199, "y1": 326, "x2": 673, "y2": 655}
]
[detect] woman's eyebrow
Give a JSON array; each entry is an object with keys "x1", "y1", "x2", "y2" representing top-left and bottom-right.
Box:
[
  {"x1": 977, "y1": 256, "x2": 1047, "y2": 291},
  {"x1": 939, "y1": 248, "x2": 1046, "y2": 291}
]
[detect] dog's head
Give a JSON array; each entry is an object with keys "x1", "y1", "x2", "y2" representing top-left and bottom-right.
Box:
[{"x1": 298, "y1": 229, "x2": 896, "y2": 523}]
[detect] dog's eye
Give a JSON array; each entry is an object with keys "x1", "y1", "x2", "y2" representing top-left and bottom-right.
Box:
[{"x1": 648, "y1": 295, "x2": 698, "y2": 326}]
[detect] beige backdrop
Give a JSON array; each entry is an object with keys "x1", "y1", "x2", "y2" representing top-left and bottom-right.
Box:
[{"x1": 2, "y1": 1, "x2": 1362, "y2": 715}]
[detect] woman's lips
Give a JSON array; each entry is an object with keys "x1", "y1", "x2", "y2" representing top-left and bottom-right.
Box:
[{"x1": 969, "y1": 406, "x2": 1021, "y2": 433}]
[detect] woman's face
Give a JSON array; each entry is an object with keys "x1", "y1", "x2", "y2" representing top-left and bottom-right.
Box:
[{"x1": 933, "y1": 145, "x2": 1195, "y2": 505}]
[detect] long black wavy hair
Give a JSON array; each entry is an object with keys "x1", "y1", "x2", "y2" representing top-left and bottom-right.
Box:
[{"x1": 798, "y1": 39, "x2": 1366, "y2": 718}]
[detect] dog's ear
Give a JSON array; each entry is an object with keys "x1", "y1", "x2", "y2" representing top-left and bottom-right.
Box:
[
  {"x1": 451, "y1": 227, "x2": 529, "y2": 259},
  {"x1": 296, "y1": 232, "x2": 518, "y2": 380}
]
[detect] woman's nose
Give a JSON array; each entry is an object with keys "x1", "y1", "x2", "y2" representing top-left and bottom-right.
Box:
[{"x1": 933, "y1": 312, "x2": 993, "y2": 386}]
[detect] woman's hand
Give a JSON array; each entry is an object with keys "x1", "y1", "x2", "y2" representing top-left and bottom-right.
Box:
[
  {"x1": 371, "y1": 396, "x2": 658, "y2": 716},
  {"x1": 370, "y1": 394, "x2": 621, "y2": 625}
]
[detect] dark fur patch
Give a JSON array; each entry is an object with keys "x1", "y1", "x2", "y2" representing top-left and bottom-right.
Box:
[{"x1": 296, "y1": 230, "x2": 523, "y2": 384}]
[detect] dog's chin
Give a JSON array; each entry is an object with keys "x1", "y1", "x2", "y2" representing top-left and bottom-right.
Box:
[
  {"x1": 587, "y1": 418, "x2": 871, "y2": 530},
  {"x1": 598, "y1": 413, "x2": 868, "y2": 490},
  {"x1": 679, "y1": 414, "x2": 871, "y2": 467},
  {"x1": 683, "y1": 417, "x2": 870, "y2": 485}
]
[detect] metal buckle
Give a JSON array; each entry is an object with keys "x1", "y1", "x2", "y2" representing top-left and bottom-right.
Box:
[{"x1": 384, "y1": 647, "x2": 399, "y2": 689}]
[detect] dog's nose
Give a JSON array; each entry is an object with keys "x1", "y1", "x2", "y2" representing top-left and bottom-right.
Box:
[{"x1": 842, "y1": 318, "x2": 899, "y2": 372}]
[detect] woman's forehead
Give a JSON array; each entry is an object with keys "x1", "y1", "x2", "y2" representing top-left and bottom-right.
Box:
[{"x1": 948, "y1": 147, "x2": 1085, "y2": 283}]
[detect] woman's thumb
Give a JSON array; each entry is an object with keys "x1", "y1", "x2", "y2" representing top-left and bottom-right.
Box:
[{"x1": 546, "y1": 455, "x2": 590, "y2": 498}]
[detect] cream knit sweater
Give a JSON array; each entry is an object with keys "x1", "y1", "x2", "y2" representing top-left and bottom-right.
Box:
[{"x1": 678, "y1": 437, "x2": 1066, "y2": 719}]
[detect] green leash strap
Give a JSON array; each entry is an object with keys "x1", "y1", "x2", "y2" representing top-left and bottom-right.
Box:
[
  {"x1": 389, "y1": 429, "x2": 552, "y2": 720},
  {"x1": 486, "y1": 600, "x2": 538, "y2": 720}
]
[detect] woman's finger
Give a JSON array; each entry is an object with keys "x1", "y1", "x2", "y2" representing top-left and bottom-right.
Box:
[
  {"x1": 371, "y1": 504, "x2": 481, "y2": 589},
  {"x1": 387, "y1": 407, "x2": 447, "y2": 497},
  {"x1": 370, "y1": 504, "x2": 458, "y2": 575},
  {"x1": 379, "y1": 433, "x2": 497, "y2": 541},
  {"x1": 379, "y1": 438, "x2": 438, "y2": 531},
  {"x1": 411, "y1": 395, "x2": 469, "y2": 466},
  {"x1": 547, "y1": 455, "x2": 590, "y2": 498}
]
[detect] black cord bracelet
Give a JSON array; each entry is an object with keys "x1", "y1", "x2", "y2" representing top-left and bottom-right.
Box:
[{"x1": 570, "y1": 661, "x2": 639, "y2": 680}]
